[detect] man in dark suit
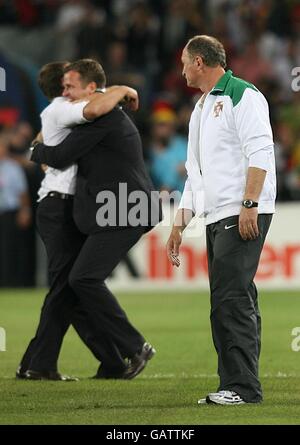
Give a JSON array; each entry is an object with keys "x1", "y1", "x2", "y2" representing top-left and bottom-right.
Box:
[
  {"x1": 18, "y1": 61, "x2": 151, "y2": 381},
  {"x1": 30, "y1": 60, "x2": 162, "y2": 380}
]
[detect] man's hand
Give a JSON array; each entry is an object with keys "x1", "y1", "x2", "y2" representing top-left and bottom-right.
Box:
[
  {"x1": 166, "y1": 208, "x2": 193, "y2": 266},
  {"x1": 166, "y1": 228, "x2": 182, "y2": 267},
  {"x1": 122, "y1": 86, "x2": 139, "y2": 111},
  {"x1": 239, "y1": 207, "x2": 259, "y2": 240}
]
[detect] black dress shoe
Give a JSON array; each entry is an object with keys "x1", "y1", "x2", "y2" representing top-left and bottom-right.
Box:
[
  {"x1": 25, "y1": 369, "x2": 79, "y2": 381},
  {"x1": 123, "y1": 342, "x2": 156, "y2": 380},
  {"x1": 92, "y1": 364, "x2": 127, "y2": 380},
  {"x1": 16, "y1": 365, "x2": 27, "y2": 379}
]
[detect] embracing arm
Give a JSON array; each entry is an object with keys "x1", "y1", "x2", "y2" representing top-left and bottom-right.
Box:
[
  {"x1": 54, "y1": 85, "x2": 136, "y2": 128},
  {"x1": 30, "y1": 119, "x2": 107, "y2": 169},
  {"x1": 83, "y1": 86, "x2": 139, "y2": 120}
]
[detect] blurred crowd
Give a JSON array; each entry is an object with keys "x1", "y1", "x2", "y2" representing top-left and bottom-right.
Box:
[
  {"x1": 0, "y1": 123, "x2": 43, "y2": 286},
  {"x1": 0, "y1": 0, "x2": 300, "y2": 285}
]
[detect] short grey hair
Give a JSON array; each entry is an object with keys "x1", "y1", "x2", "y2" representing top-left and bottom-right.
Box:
[{"x1": 186, "y1": 35, "x2": 227, "y2": 69}]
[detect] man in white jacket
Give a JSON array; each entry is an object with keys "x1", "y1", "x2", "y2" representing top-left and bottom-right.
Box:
[{"x1": 167, "y1": 35, "x2": 276, "y2": 405}]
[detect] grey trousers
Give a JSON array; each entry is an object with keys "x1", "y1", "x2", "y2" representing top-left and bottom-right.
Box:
[{"x1": 206, "y1": 213, "x2": 272, "y2": 403}]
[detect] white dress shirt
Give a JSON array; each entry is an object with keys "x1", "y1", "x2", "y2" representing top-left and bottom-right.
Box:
[{"x1": 38, "y1": 97, "x2": 88, "y2": 201}]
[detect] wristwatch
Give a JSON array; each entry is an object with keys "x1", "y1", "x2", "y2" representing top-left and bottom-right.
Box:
[
  {"x1": 242, "y1": 199, "x2": 258, "y2": 208},
  {"x1": 29, "y1": 140, "x2": 40, "y2": 152}
]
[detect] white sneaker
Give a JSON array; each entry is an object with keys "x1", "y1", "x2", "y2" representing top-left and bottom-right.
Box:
[
  {"x1": 197, "y1": 391, "x2": 226, "y2": 405},
  {"x1": 207, "y1": 390, "x2": 246, "y2": 405},
  {"x1": 197, "y1": 391, "x2": 225, "y2": 405}
]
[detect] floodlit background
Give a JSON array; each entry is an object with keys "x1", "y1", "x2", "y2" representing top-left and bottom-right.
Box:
[{"x1": 0, "y1": 0, "x2": 300, "y2": 425}]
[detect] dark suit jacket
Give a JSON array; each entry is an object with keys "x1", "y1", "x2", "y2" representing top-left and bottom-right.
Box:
[{"x1": 31, "y1": 108, "x2": 162, "y2": 234}]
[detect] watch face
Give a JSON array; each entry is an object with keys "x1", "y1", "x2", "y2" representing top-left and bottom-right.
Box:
[{"x1": 244, "y1": 200, "x2": 253, "y2": 208}]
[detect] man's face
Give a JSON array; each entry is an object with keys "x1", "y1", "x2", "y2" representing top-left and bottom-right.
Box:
[
  {"x1": 62, "y1": 70, "x2": 95, "y2": 101},
  {"x1": 181, "y1": 47, "x2": 201, "y2": 88},
  {"x1": 152, "y1": 121, "x2": 175, "y2": 142}
]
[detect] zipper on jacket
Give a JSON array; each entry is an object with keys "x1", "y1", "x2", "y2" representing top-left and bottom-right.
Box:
[{"x1": 199, "y1": 94, "x2": 207, "y2": 177}]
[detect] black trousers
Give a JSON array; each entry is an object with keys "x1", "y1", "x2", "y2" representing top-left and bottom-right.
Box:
[
  {"x1": 206, "y1": 213, "x2": 272, "y2": 403},
  {"x1": 20, "y1": 197, "x2": 144, "y2": 373},
  {"x1": 68, "y1": 226, "x2": 146, "y2": 361}
]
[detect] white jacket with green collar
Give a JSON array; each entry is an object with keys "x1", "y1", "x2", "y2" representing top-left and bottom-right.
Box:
[{"x1": 179, "y1": 70, "x2": 276, "y2": 225}]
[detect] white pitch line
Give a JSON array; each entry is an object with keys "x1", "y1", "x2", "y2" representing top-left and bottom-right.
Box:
[
  {"x1": 3, "y1": 372, "x2": 300, "y2": 380},
  {"x1": 139, "y1": 372, "x2": 300, "y2": 379}
]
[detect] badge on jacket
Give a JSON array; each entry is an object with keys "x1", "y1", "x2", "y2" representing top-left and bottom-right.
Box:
[{"x1": 213, "y1": 101, "x2": 224, "y2": 117}]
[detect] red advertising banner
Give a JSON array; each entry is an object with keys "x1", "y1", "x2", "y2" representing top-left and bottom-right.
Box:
[{"x1": 109, "y1": 204, "x2": 300, "y2": 290}]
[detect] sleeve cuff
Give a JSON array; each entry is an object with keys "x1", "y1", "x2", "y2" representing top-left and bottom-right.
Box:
[
  {"x1": 178, "y1": 190, "x2": 195, "y2": 212},
  {"x1": 248, "y1": 145, "x2": 273, "y2": 172}
]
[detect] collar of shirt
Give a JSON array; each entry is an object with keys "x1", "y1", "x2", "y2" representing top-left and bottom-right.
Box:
[{"x1": 210, "y1": 69, "x2": 233, "y2": 96}]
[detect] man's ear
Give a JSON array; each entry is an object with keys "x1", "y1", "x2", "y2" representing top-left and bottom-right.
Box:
[
  {"x1": 87, "y1": 81, "x2": 97, "y2": 93},
  {"x1": 194, "y1": 55, "x2": 204, "y2": 70}
]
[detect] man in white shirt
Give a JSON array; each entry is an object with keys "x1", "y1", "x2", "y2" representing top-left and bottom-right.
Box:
[
  {"x1": 166, "y1": 35, "x2": 276, "y2": 405},
  {"x1": 17, "y1": 60, "x2": 141, "y2": 381}
]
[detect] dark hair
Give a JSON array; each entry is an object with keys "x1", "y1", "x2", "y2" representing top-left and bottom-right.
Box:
[
  {"x1": 38, "y1": 61, "x2": 69, "y2": 100},
  {"x1": 64, "y1": 59, "x2": 106, "y2": 88},
  {"x1": 186, "y1": 35, "x2": 227, "y2": 69}
]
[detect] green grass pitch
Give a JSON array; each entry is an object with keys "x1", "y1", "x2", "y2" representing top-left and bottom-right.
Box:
[{"x1": 0, "y1": 288, "x2": 300, "y2": 425}]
